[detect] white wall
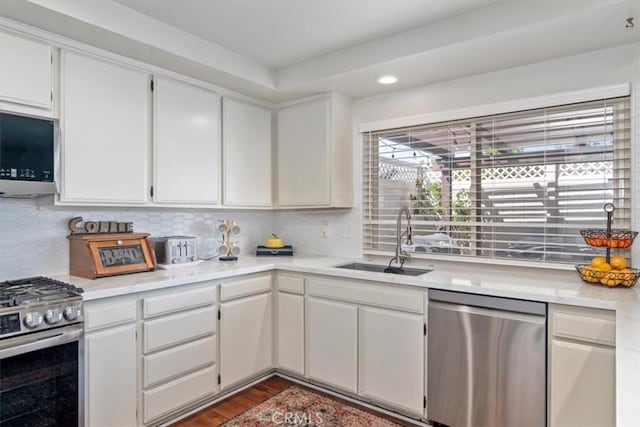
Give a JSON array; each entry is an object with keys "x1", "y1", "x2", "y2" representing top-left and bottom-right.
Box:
[
  {"x1": 276, "y1": 43, "x2": 640, "y2": 259},
  {"x1": 0, "y1": 197, "x2": 275, "y2": 279}
]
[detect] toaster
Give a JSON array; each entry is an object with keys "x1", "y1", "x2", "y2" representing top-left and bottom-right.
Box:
[{"x1": 150, "y1": 236, "x2": 198, "y2": 265}]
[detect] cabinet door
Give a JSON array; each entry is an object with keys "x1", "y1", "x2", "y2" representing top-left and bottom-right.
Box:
[
  {"x1": 220, "y1": 293, "x2": 272, "y2": 389},
  {"x1": 306, "y1": 297, "x2": 357, "y2": 392},
  {"x1": 222, "y1": 97, "x2": 271, "y2": 206},
  {"x1": 277, "y1": 292, "x2": 304, "y2": 374},
  {"x1": 61, "y1": 51, "x2": 149, "y2": 203},
  {"x1": 359, "y1": 306, "x2": 424, "y2": 415},
  {"x1": 85, "y1": 323, "x2": 137, "y2": 427},
  {"x1": 153, "y1": 77, "x2": 220, "y2": 204},
  {"x1": 277, "y1": 98, "x2": 330, "y2": 206},
  {"x1": 550, "y1": 339, "x2": 615, "y2": 427},
  {"x1": 0, "y1": 32, "x2": 52, "y2": 109}
]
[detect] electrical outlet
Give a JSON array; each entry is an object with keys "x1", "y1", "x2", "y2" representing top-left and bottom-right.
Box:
[{"x1": 321, "y1": 224, "x2": 329, "y2": 238}]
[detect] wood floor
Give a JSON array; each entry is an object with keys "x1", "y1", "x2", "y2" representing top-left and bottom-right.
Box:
[
  {"x1": 173, "y1": 376, "x2": 292, "y2": 427},
  {"x1": 172, "y1": 375, "x2": 419, "y2": 426}
]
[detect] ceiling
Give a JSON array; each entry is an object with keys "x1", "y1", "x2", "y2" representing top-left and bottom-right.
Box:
[
  {"x1": 111, "y1": 0, "x2": 494, "y2": 69},
  {"x1": 0, "y1": 0, "x2": 638, "y2": 103}
]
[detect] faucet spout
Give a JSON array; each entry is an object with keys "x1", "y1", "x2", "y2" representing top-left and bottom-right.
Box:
[{"x1": 390, "y1": 206, "x2": 412, "y2": 266}]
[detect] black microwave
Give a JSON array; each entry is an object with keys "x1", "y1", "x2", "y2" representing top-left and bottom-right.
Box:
[{"x1": 0, "y1": 112, "x2": 56, "y2": 197}]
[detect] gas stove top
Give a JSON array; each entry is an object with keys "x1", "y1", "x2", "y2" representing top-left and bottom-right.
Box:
[
  {"x1": 0, "y1": 276, "x2": 83, "y2": 308},
  {"x1": 0, "y1": 276, "x2": 84, "y2": 339}
]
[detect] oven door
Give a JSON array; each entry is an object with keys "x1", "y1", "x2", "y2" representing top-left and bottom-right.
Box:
[{"x1": 0, "y1": 325, "x2": 83, "y2": 427}]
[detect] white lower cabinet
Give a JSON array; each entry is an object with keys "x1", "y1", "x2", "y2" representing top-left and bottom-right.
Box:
[
  {"x1": 82, "y1": 273, "x2": 622, "y2": 426},
  {"x1": 220, "y1": 290, "x2": 272, "y2": 389},
  {"x1": 143, "y1": 306, "x2": 216, "y2": 353},
  {"x1": 305, "y1": 276, "x2": 427, "y2": 416},
  {"x1": 277, "y1": 292, "x2": 304, "y2": 374},
  {"x1": 86, "y1": 324, "x2": 137, "y2": 427},
  {"x1": 549, "y1": 304, "x2": 616, "y2": 427},
  {"x1": 140, "y1": 282, "x2": 218, "y2": 425},
  {"x1": 143, "y1": 335, "x2": 216, "y2": 388},
  {"x1": 143, "y1": 366, "x2": 217, "y2": 423},
  {"x1": 84, "y1": 296, "x2": 137, "y2": 427},
  {"x1": 306, "y1": 297, "x2": 358, "y2": 393},
  {"x1": 359, "y1": 306, "x2": 424, "y2": 415}
]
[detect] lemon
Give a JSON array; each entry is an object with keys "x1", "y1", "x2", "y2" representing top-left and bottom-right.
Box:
[
  {"x1": 610, "y1": 256, "x2": 628, "y2": 270},
  {"x1": 599, "y1": 263, "x2": 613, "y2": 272},
  {"x1": 580, "y1": 267, "x2": 600, "y2": 283},
  {"x1": 591, "y1": 256, "x2": 607, "y2": 268}
]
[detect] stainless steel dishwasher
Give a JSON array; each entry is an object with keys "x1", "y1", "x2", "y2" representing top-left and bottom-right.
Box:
[{"x1": 427, "y1": 289, "x2": 546, "y2": 427}]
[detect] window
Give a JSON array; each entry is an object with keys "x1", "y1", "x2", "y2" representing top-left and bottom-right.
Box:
[{"x1": 363, "y1": 96, "x2": 632, "y2": 264}]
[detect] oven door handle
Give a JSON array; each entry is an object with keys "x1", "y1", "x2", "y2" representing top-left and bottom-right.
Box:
[{"x1": 0, "y1": 324, "x2": 83, "y2": 359}]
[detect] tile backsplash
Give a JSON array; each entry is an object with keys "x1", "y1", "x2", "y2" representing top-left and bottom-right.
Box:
[
  {"x1": 0, "y1": 197, "x2": 276, "y2": 279},
  {"x1": 273, "y1": 209, "x2": 361, "y2": 258}
]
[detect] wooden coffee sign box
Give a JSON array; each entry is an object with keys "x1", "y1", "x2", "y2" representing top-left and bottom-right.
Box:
[{"x1": 69, "y1": 233, "x2": 156, "y2": 279}]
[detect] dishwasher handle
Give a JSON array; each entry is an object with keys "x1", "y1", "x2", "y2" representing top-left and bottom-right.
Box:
[
  {"x1": 429, "y1": 300, "x2": 547, "y2": 326},
  {"x1": 429, "y1": 289, "x2": 546, "y2": 316}
]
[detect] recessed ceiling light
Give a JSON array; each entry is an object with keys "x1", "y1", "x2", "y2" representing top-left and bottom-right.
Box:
[{"x1": 377, "y1": 75, "x2": 398, "y2": 85}]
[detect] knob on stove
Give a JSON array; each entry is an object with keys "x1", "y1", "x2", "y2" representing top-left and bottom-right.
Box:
[
  {"x1": 24, "y1": 312, "x2": 43, "y2": 329},
  {"x1": 45, "y1": 309, "x2": 63, "y2": 325},
  {"x1": 63, "y1": 306, "x2": 81, "y2": 321}
]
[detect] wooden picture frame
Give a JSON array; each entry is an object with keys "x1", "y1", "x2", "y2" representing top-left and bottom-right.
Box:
[{"x1": 69, "y1": 233, "x2": 156, "y2": 279}]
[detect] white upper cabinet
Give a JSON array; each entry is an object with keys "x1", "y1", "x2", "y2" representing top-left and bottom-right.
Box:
[
  {"x1": 60, "y1": 51, "x2": 150, "y2": 204},
  {"x1": 0, "y1": 32, "x2": 53, "y2": 113},
  {"x1": 276, "y1": 93, "x2": 352, "y2": 208},
  {"x1": 153, "y1": 77, "x2": 220, "y2": 205},
  {"x1": 222, "y1": 97, "x2": 272, "y2": 207}
]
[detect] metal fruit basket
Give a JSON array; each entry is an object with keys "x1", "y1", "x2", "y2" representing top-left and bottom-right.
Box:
[
  {"x1": 576, "y1": 203, "x2": 638, "y2": 287},
  {"x1": 575, "y1": 265, "x2": 640, "y2": 287},
  {"x1": 579, "y1": 229, "x2": 637, "y2": 248}
]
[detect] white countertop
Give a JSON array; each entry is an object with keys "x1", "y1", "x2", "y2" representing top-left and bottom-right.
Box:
[{"x1": 58, "y1": 254, "x2": 640, "y2": 427}]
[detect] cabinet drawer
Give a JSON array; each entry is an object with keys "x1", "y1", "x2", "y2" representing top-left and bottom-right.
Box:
[
  {"x1": 143, "y1": 365, "x2": 217, "y2": 423},
  {"x1": 220, "y1": 274, "x2": 271, "y2": 301},
  {"x1": 143, "y1": 284, "x2": 216, "y2": 318},
  {"x1": 551, "y1": 305, "x2": 615, "y2": 346},
  {"x1": 144, "y1": 306, "x2": 216, "y2": 353},
  {"x1": 84, "y1": 295, "x2": 137, "y2": 331},
  {"x1": 307, "y1": 277, "x2": 424, "y2": 313},
  {"x1": 144, "y1": 335, "x2": 216, "y2": 388},
  {"x1": 278, "y1": 274, "x2": 304, "y2": 294}
]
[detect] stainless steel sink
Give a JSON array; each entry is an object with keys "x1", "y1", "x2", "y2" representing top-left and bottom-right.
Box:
[{"x1": 334, "y1": 262, "x2": 433, "y2": 276}]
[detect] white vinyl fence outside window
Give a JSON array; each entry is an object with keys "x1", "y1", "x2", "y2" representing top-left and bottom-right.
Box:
[{"x1": 363, "y1": 96, "x2": 632, "y2": 264}]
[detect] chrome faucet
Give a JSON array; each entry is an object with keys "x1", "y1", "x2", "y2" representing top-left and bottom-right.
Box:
[{"x1": 389, "y1": 206, "x2": 413, "y2": 267}]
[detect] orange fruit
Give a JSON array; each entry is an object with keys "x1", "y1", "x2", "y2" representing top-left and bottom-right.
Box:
[
  {"x1": 591, "y1": 257, "x2": 607, "y2": 268},
  {"x1": 600, "y1": 272, "x2": 621, "y2": 287},
  {"x1": 610, "y1": 256, "x2": 628, "y2": 270}
]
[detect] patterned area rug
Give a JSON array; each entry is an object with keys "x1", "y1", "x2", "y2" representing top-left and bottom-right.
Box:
[{"x1": 220, "y1": 385, "x2": 403, "y2": 426}]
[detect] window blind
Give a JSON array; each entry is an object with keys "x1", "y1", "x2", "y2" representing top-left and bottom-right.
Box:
[{"x1": 363, "y1": 96, "x2": 632, "y2": 264}]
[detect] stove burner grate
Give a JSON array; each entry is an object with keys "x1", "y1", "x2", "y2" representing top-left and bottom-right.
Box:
[{"x1": 0, "y1": 276, "x2": 83, "y2": 307}]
